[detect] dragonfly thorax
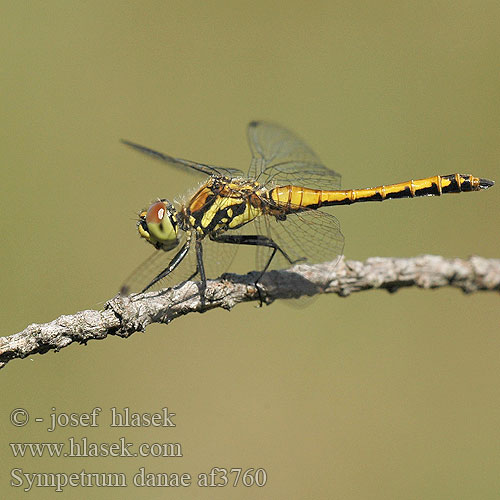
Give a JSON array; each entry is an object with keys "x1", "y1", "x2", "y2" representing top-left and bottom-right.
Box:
[{"x1": 138, "y1": 200, "x2": 180, "y2": 251}]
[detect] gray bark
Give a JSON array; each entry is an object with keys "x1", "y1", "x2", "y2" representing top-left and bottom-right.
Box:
[{"x1": 1, "y1": 255, "x2": 499, "y2": 370}]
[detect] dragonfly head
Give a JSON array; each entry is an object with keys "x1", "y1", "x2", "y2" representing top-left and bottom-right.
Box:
[{"x1": 138, "y1": 200, "x2": 179, "y2": 251}]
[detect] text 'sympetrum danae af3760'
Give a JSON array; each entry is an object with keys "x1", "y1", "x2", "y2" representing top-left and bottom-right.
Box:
[{"x1": 120, "y1": 121, "x2": 494, "y2": 299}]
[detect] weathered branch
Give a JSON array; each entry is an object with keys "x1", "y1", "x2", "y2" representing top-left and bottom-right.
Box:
[{"x1": 1, "y1": 255, "x2": 499, "y2": 370}]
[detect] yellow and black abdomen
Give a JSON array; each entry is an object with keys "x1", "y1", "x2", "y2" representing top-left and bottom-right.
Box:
[{"x1": 269, "y1": 174, "x2": 494, "y2": 210}]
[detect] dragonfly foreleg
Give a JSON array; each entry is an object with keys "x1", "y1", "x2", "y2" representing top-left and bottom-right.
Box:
[{"x1": 141, "y1": 239, "x2": 191, "y2": 293}]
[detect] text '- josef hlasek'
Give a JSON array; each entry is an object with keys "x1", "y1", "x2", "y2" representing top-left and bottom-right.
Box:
[{"x1": 10, "y1": 407, "x2": 176, "y2": 431}]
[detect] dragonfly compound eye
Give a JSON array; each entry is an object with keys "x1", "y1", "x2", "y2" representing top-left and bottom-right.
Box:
[{"x1": 140, "y1": 201, "x2": 179, "y2": 250}]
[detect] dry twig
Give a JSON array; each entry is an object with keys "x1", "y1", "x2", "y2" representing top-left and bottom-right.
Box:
[{"x1": 1, "y1": 255, "x2": 499, "y2": 370}]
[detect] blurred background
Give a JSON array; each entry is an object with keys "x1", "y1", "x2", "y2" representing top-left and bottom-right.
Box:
[{"x1": 1, "y1": 1, "x2": 499, "y2": 498}]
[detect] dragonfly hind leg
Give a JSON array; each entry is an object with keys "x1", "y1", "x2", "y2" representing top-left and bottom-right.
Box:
[{"x1": 210, "y1": 233, "x2": 299, "y2": 305}]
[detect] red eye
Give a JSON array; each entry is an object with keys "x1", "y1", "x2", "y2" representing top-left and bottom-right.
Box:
[{"x1": 146, "y1": 202, "x2": 166, "y2": 224}]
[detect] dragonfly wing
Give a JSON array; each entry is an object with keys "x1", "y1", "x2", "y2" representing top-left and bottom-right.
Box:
[
  {"x1": 120, "y1": 233, "x2": 239, "y2": 295},
  {"x1": 187, "y1": 232, "x2": 240, "y2": 280},
  {"x1": 251, "y1": 208, "x2": 345, "y2": 272},
  {"x1": 122, "y1": 139, "x2": 245, "y2": 178},
  {"x1": 120, "y1": 231, "x2": 197, "y2": 294},
  {"x1": 246, "y1": 121, "x2": 342, "y2": 190}
]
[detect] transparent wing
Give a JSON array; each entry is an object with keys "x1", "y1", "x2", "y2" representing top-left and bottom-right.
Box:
[
  {"x1": 120, "y1": 230, "x2": 194, "y2": 294},
  {"x1": 122, "y1": 139, "x2": 245, "y2": 178},
  {"x1": 247, "y1": 121, "x2": 342, "y2": 190},
  {"x1": 120, "y1": 233, "x2": 239, "y2": 295},
  {"x1": 185, "y1": 234, "x2": 240, "y2": 281},
  {"x1": 250, "y1": 208, "x2": 345, "y2": 272}
]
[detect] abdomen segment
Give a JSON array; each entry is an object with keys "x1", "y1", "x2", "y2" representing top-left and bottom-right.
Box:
[{"x1": 269, "y1": 174, "x2": 494, "y2": 210}]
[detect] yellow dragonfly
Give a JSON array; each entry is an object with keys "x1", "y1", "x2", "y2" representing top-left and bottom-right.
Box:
[{"x1": 120, "y1": 121, "x2": 494, "y2": 297}]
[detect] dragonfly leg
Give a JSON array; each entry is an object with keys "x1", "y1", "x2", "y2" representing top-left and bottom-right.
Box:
[
  {"x1": 210, "y1": 233, "x2": 294, "y2": 305},
  {"x1": 195, "y1": 238, "x2": 207, "y2": 305},
  {"x1": 140, "y1": 239, "x2": 191, "y2": 293}
]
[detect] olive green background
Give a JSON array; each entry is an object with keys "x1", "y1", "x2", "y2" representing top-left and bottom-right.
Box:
[{"x1": 2, "y1": 1, "x2": 499, "y2": 498}]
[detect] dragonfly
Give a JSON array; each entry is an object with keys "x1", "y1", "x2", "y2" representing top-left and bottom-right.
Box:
[{"x1": 120, "y1": 121, "x2": 494, "y2": 298}]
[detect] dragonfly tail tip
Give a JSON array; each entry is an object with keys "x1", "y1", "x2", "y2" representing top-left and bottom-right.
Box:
[{"x1": 479, "y1": 178, "x2": 495, "y2": 189}]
